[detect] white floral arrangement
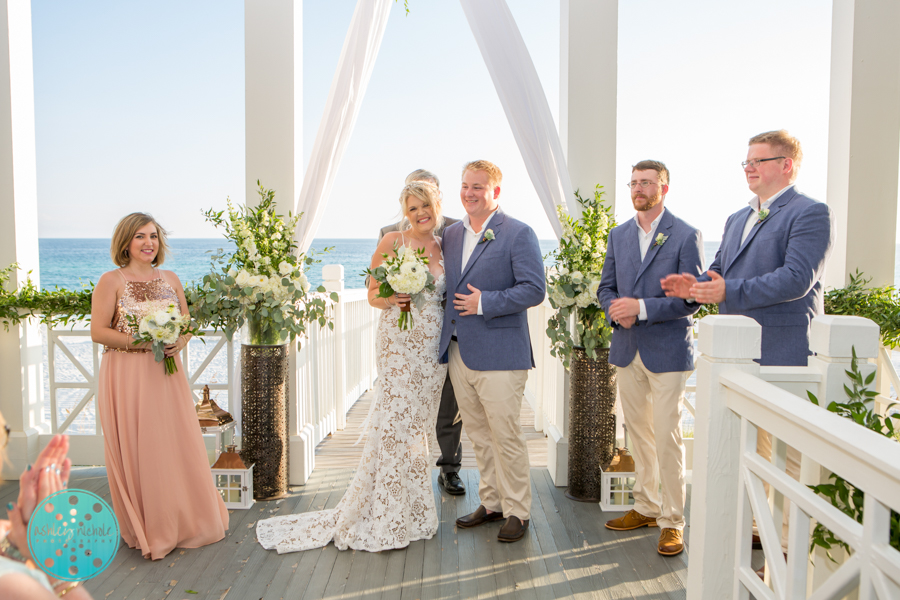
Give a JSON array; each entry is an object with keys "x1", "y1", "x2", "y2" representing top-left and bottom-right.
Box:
[
  {"x1": 365, "y1": 244, "x2": 436, "y2": 330},
  {"x1": 126, "y1": 303, "x2": 201, "y2": 374},
  {"x1": 546, "y1": 185, "x2": 616, "y2": 367},
  {"x1": 189, "y1": 183, "x2": 336, "y2": 346}
]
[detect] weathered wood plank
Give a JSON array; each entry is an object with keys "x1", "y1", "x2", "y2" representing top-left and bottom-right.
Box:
[
  {"x1": 522, "y1": 470, "x2": 574, "y2": 600},
  {"x1": 420, "y1": 470, "x2": 443, "y2": 600}
]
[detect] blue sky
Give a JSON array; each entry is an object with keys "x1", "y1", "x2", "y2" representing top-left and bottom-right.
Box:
[{"x1": 32, "y1": 0, "x2": 837, "y2": 241}]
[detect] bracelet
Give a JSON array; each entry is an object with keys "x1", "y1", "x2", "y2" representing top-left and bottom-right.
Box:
[
  {"x1": 55, "y1": 581, "x2": 80, "y2": 597},
  {"x1": 383, "y1": 297, "x2": 390, "y2": 309},
  {"x1": 0, "y1": 535, "x2": 26, "y2": 562}
]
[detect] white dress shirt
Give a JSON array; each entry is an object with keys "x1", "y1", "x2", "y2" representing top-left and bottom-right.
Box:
[
  {"x1": 634, "y1": 209, "x2": 666, "y2": 321},
  {"x1": 453, "y1": 209, "x2": 498, "y2": 334},
  {"x1": 741, "y1": 184, "x2": 793, "y2": 245}
]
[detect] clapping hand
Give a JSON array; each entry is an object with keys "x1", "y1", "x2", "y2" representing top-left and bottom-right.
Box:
[
  {"x1": 7, "y1": 435, "x2": 71, "y2": 558},
  {"x1": 660, "y1": 272, "x2": 698, "y2": 299},
  {"x1": 689, "y1": 271, "x2": 726, "y2": 304}
]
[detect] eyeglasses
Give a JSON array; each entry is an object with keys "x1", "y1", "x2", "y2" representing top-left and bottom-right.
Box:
[
  {"x1": 626, "y1": 180, "x2": 660, "y2": 189},
  {"x1": 741, "y1": 157, "x2": 785, "y2": 169},
  {"x1": 2, "y1": 424, "x2": 9, "y2": 448}
]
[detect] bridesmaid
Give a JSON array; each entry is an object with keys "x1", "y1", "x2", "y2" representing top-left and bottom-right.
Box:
[{"x1": 90, "y1": 213, "x2": 228, "y2": 560}]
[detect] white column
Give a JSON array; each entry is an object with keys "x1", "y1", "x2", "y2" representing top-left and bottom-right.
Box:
[
  {"x1": 825, "y1": 0, "x2": 900, "y2": 288},
  {"x1": 0, "y1": 1, "x2": 43, "y2": 478},
  {"x1": 244, "y1": 0, "x2": 302, "y2": 213},
  {"x1": 687, "y1": 316, "x2": 761, "y2": 600},
  {"x1": 559, "y1": 0, "x2": 617, "y2": 212}
]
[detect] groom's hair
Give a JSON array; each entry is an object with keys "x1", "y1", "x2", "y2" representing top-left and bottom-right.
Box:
[
  {"x1": 631, "y1": 160, "x2": 669, "y2": 186},
  {"x1": 405, "y1": 169, "x2": 440, "y2": 188},
  {"x1": 462, "y1": 160, "x2": 502, "y2": 188}
]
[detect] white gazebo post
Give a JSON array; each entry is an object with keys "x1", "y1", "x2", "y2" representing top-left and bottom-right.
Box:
[
  {"x1": 825, "y1": 0, "x2": 900, "y2": 288},
  {"x1": 244, "y1": 0, "x2": 307, "y2": 483},
  {"x1": 560, "y1": 0, "x2": 618, "y2": 212},
  {"x1": 548, "y1": 0, "x2": 618, "y2": 486},
  {"x1": 0, "y1": 1, "x2": 44, "y2": 478},
  {"x1": 687, "y1": 315, "x2": 761, "y2": 600}
]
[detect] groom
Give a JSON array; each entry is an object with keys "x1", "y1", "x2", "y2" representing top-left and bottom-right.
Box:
[{"x1": 439, "y1": 160, "x2": 546, "y2": 543}]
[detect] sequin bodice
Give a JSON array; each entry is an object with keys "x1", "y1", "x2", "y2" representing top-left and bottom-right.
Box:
[{"x1": 106, "y1": 277, "x2": 179, "y2": 354}]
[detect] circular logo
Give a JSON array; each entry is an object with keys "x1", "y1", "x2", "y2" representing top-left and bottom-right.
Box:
[{"x1": 27, "y1": 490, "x2": 120, "y2": 581}]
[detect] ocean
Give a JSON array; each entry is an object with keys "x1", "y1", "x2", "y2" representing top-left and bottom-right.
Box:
[{"x1": 36, "y1": 239, "x2": 726, "y2": 291}]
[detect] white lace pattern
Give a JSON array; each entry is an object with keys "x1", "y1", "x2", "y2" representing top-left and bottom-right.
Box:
[{"x1": 256, "y1": 272, "x2": 447, "y2": 553}]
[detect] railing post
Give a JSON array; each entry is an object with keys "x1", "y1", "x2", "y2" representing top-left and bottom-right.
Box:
[
  {"x1": 687, "y1": 315, "x2": 761, "y2": 600},
  {"x1": 806, "y1": 314, "x2": 879, "y2": 593},
  {"x1": 323, "y1": 265, "x2": 346, "y2": 430}
]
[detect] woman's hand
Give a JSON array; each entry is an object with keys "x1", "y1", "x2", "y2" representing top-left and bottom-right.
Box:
[
  {"x1": 394, "y1": 293, "x2": 411, "y2": 308},
  {"x1": 164, "y1": 335, "x2": 188, "y2": 357},
  {"x1": 7, "y1": 435, "x2": 70, "y2": 560}
]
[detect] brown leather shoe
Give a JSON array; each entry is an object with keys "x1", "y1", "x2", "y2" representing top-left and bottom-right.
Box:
[
  {"x1": 456, "y1": 505, "x2": 504, "y2": 529},
  {"x1": 497, "y1": 516, "x2": 529, "y2": 542},
  {"x1": 604, "y1": 510, "x2": 658, "y2": 531},
  {"x1": 658, "y1": 528, "x2": 684, "y2": 556}
]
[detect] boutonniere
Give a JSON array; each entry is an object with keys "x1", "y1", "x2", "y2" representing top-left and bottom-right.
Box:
[
  {"x1": 653, "y1": 233, "x2": 668, "y2": 247},
  {"x1": 756, "y1": 208, "x2": 769, "y2": 224},
  {"x1": 479, "y1": 229, "x2": 495, "y2": 244}
]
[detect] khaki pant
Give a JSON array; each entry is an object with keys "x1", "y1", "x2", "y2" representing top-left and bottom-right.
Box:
[
  {"x1": 617, "y1": 351, "x2": 689, "y2": 530},
  {"x1": 449, "y1": 341, "x2": 531, "y2": 520}
]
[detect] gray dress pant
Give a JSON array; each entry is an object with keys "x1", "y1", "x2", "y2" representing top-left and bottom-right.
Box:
[{"x1": 435, "y1": 373, "x2": 463, "y2": 473}]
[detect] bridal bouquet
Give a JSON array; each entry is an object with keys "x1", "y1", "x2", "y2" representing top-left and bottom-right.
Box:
[
  {"x1": 189, "y1": 183, "x2": 337, "y2": 346},
  {"x1": 127, "y1": 304, "x2": 202, "y2": 374},
  {"x1": 546, "y1": 185, "x2": 616, "y2": 367},
  {"x1": 365, "y1": 245, "x2": 435, "y2": 330}
]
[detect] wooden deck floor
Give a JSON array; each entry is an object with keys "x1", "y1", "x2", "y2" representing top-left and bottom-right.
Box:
[{"x1": 0, "y1": 394, "x2": 765, "y2": 599}]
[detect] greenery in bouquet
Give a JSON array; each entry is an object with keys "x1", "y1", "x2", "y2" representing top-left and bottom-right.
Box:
[
  {"x1": 545, "y1": 185, "x2": 616, "y2": 368},
  {"x1": 188, "y1": 183, "x2": 338, "y2": 346},
  {"x1": 126, "y1": 303, "x2": 203, "y2": 374},
  {"x1": 364, "y1": 244, "x2": 435, "y2": 330}
]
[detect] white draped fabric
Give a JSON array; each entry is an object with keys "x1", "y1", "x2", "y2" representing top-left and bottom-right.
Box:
[
  {"x1": 460, "y1": 0, "x2": 574, "y2": 238},
  {"x1": 293, "y1": 0, "x2": 393, "y2": 252},
  {"x1": 293, "y1": 0, "x2": 573, "y2": 247}
]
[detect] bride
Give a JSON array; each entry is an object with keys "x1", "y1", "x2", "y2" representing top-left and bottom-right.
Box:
[{"x1": 256, "y1": 181, "x2": 448, "y2": 553}]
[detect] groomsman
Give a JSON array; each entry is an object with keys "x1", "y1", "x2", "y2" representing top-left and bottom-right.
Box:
[
  {"x1": 440, "y1": 160, "x2": 545, "y2": 543},
  {"x1": 660, "y1": 131, "x2": 835, "y2": 559},
  {"x1": 597, "y1": 160, "x2": 704, "y2": 557},
  {"x1": 660, "y1": 130, "x2": 834, "y2": 366},
  {"x1": 376, "y1": 169, "x2": 465, "y2": 495}
]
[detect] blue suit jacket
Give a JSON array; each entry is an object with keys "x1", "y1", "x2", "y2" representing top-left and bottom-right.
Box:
[
  {"x1": 598, "y1": 209, "x2": 704, "y2": 373},
  {"x1": 438, "y1": 208, "x2": 546, "y2": 371},
  {"x1": 706, "y1": 187, "x2": 834, "y2": 366}
]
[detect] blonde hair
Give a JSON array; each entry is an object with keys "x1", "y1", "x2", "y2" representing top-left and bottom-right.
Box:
[
  {"x1": 749, "y1": 130, "x2": 803, "y2": 180},
  {"x1": 110, "y1": 213, "x2": 169, "y2": 267},
  {"x1": 405, "y1": 169, "x2": 440, "y2": 188},
  {"x1": 399, "y1": 181, "x2": 444, "y2": 233},
  {"x1": 462, "y1": 160, "x2": 502, "y2": 188}
]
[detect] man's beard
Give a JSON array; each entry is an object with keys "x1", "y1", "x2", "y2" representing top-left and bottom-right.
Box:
[{"x1": 632, "y1": 192, "x2": 661, "y2": 212}]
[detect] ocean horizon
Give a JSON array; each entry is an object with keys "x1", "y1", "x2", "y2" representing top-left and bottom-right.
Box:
[{"x1": 35, "y1": 238, "x2": 732, "y2": 292}]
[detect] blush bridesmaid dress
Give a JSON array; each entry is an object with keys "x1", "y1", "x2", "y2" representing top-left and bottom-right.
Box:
[{"x1": 97, "y1": 270, "x2": 228, "y2": 560}]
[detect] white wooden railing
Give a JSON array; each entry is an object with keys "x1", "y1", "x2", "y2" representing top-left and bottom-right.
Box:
[
  {"x1": 688, "y1": 314, "x2": 900, "y2": 599},
  {"x1": 289, "y1": 265, "x2": 378, "y2": 484},
  {"x1": 46, "y1": 326, "x2": 235, "y2": 465}
]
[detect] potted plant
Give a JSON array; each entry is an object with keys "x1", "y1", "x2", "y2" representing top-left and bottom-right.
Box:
[
  {"x1": 189, "y1": 183, "x2": 336, "y2": 499},
  {"x1": 545, "y1": 185, "x2": 616, "y2": 501}
]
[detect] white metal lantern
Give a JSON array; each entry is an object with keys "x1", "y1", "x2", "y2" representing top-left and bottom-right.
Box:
[
  {"x1": 600, "y1": 468, "x2": 637, "y2": 512},
  {"x1": 211, "y1": 445, "x2": 255, "y2": 509}
]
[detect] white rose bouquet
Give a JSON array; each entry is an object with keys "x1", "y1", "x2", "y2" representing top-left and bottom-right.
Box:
[
  {"x1": 126, "y1": 304, "x2": 202, "y2": 374},
  {"x1": 188, "y1": 183, "x2": 336, "y2": 346},
  {"x1": 365, "y1": 244, "x2": 436, "y2": 330},
  {"x1": 546, "y1": 185, "x2": 616, "y2": 367}
]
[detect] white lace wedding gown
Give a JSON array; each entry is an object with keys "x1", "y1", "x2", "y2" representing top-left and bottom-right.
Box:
[{"x1": 256, "y1": 271, "x2": 448, "y2": 553}]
